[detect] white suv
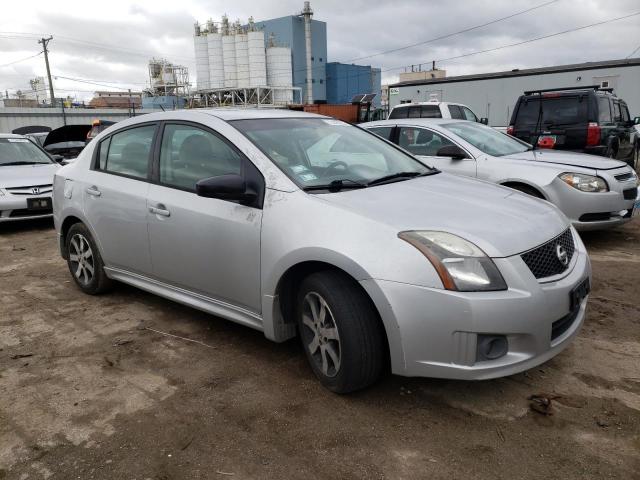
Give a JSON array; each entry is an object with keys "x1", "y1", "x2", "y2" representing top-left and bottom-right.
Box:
[{"x1": 388, "y1": 101, "x2": 487, "y2": 124}]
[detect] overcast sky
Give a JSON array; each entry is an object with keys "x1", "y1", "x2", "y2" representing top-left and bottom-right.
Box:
[{"x1": 1, "y1": 0, "x2": 638, "y2": 101}]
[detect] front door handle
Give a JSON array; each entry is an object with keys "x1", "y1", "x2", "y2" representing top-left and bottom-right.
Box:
[
  {"x1": 86, "y1": 186, "x2": 101, "y2": 197},
  {"x1": 149, "y1": 204, "x2": 170, "y2": 217}
]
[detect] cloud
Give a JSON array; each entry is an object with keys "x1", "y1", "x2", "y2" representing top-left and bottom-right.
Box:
[{"x1": 0, "y1": 0, "x2": 638, "y2": 100}]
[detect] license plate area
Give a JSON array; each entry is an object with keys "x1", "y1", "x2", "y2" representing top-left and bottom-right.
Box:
[
  {"x1": 27, "y1": 197, "x2": 52, "y2": 210},
  {"x1": 570, "y1": 277, "x2": 590, "y2": 311}
]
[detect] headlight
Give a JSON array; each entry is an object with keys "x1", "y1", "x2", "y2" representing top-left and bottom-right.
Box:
[
  {"x1": 559, "y1": 173, "x2": 608, "y2": 192},
  {"x1": 398, "y1": 231, "x2": 507, "y2": 292}
]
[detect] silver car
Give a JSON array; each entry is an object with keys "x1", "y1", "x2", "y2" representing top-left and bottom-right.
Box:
[
  {"x1": 362, "y1": 119, "x2": 640, "y2": 230},
  {"x1": 53, "y1": 110, "x2": 591, "y2": 393},
  {"x1": 0, "y1": 134, "x2": 59, "y2": 222}
]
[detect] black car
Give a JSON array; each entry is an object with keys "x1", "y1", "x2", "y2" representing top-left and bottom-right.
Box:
[
  {"x1": 507, "y1": 86, "x2": 639, "y2": 168},
  {"x1": 43, "y1": 124, "x2": 92, "y2": 163}
]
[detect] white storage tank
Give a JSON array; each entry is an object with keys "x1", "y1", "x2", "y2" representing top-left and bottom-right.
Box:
[
  {"x1": 235, "y1": 30, "x2": 250, "y2": 89},
  {"x1": 248, "y1": 30, "x2": 267, "y2": 88},
  {"x1": 193, "y1": 25, "x2": 210, "y2": 91},
  {"x1": 266, "y1": 46, "x2": 293, "y2": 104},
  {"x1": 207, "y1": 30, "x2": 224, "y2": 89}
]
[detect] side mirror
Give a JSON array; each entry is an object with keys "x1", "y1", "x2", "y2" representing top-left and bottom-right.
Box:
[
  {"x1": 436, "y1": 145, "x2": 469, "y2": 160},
  {"x1": 51, "y1": 154, "x2": 64, "y2": 163},
  {"x1": 479, "y1": 118, "x2": 489, "y2": 125},
  {"x1": 634, "y1": 116, "x2": 640, "y2": 125},
  {"x1": 196, "y1": 174, "x2": 257, "y2": 204}
]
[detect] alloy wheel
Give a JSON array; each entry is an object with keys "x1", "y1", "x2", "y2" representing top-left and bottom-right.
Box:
[
  {"x1": 69, "y1": 233, "x2": 95, "y2": 286},
  {"x1": 301, "y1": 291, "x2": 341, "y2": 378}
]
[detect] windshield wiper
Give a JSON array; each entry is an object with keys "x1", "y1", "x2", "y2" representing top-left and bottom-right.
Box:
[
  {"x1": 367, "y1": 171, "x2": 430, "y2": 187},
  {"x1": 303, "y1": 178, "x2": 367, "y2": 192},
  {"x1": 0, "y1": 161, "x2": 48, "y2": 166}
]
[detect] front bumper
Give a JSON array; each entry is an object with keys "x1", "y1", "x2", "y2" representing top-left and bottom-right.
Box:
[
  {"x1": 362, "y1": 230, "x2": 591, "y2": 380},
  {"x1": 544, "y1": 177, "x2": 637, "y2": 231},
  {"x1": 0, "y1": 194, "x2": 53, "y2": 222}
]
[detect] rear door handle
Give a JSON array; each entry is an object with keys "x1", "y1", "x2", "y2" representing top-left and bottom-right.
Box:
[
  {"x1": 86, "y1": 186, "x2": 101, "y2": 197},
  {"x1": 149, "y1": 204, "x2": 170, "y2": 217}
]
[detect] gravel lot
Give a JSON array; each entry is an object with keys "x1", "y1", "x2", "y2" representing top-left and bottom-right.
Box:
[{"x1": 1, "y1": 218, "x2": 639, "y2": 479}]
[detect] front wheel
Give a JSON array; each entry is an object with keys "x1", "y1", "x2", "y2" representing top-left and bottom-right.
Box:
[
  {"x1": 65, "y1": 223, "x2": 112, "y2": 295},
  {"x1": 296, "y1": 271, "x2": 385, "y2": 394}
]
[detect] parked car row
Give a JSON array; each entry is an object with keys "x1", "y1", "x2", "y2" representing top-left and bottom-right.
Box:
[{"x1": 3, "y1": 101, "x2": 638, "y2": 394}]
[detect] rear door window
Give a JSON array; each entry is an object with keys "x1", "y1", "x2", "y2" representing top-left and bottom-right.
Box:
[
  {"x1": 448, "y1": 105, "x2": 464, "y2": 119},
  {"x1": 420, "y1": 105, "x2": 441, "y2": 118},
  {"x1": 101, "y1": 125, "x2": 155, "y2": 179},
  {"x1": 367, "y1": 126, "x2": 394, "y2": 141},
  {"x1": 388, "y1": 107, "x2": 409, "y2": 119},
  {"x1": 597, "y1": 96, "x2": 612, "y2": 123},
  {"x1": 514, "y1": 96, "x2": 588, "y2": 126}
]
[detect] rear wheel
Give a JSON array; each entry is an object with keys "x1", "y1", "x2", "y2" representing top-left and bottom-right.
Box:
[
  {"x1": 65, "y1": 223, "x2": 112, "y2": 295},
  {"x1": 296, "y1": 271, "x2": 385, "y2": 394}
]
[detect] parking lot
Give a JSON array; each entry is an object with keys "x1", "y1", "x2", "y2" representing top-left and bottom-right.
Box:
[{"x1": 0, "y1": 218, "x2": 638, "y2": 479}]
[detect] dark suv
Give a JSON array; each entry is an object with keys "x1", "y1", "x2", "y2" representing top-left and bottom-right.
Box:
[{"x1": 507, "y1": 86, "x2": 639, "y2": 168}]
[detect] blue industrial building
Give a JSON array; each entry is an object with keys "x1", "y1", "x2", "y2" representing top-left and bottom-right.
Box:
[
  {"x1": 255, "y1": 15, "x2": 327, "y2": 102},
  {"x1": 325, "y1": 63, "x2": 382, "y2": 107}
]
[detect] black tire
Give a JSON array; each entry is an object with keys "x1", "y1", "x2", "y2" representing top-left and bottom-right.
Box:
[
  {"x1": 65, "y1": 223, "x2": 112, "y2": 295},
  {"x1": 296, "y1": 270, "x2": 385, "y2": 394},
  {"x1": 507, "y1": 184, "x2": 544, "y2": 199}
]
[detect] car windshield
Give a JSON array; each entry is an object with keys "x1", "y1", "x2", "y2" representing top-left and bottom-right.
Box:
[
  {"x1": 231, "y1": 118, "x2": 435, "y2": 190},
  {"x1": 0, "y1": 137, "x2": 54, "y2": 166},
  {"x1": 442, "y1": 122, "x2": 530, "y2": 157}
]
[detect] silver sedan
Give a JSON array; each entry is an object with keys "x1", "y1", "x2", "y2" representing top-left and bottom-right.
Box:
[
  {"x1": 54, "y1": 110, "x2": 591, "y2": 393},
  {"x1": 0, "y1": 134, "x2": 59, "y2": 222},
  {"x1": 362, "y1": 119, "x2": 639, "y2": 231}
]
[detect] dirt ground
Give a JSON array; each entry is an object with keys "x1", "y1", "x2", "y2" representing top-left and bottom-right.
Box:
[{"x1": 0, "y1": 218, "x2": 639, "y2": 480}]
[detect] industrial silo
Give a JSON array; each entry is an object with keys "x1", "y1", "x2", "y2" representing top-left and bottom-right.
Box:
[
  {"x1": 248, "y1": 23, "x2": 267, "y2": 88},
  {"x1": 221, "y1": 16, "x2": 237, "y2": 89},
  {"x1": 234, "y1": 22, "x2": 250, "y2": 89},
  {"x1": 207, "y1": 22, "x2": 224, "y2": 89},
  {"x1": 193, "y1": 23, "x2": 210, "y2": 91},
  {"x1": 266, "y1": 42, "x2": 293, "y2": 104}
]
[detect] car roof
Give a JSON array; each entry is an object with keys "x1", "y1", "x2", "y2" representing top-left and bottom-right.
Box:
[
  {"x1": 198, "y1": 108, "x2": 329, "y2": 121},
  {"x1": 364, "y1": 118, "x2": 464, "y2": 127},
  {"x1": 0, "y1": 133, "x2": 27, "y2": 139}
]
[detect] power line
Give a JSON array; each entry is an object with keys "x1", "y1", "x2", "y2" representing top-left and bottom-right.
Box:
[
  {"x1": 383, "y1": 11, "x2": 640, "y2": 73},
  {"x1": 626, "y1": 43, "x2": 640, "y2": 58},
  {"x1": 346, "y1": 0, "x2": 560, "y2": 63},
  {"x1": 0, "y1": 51, "x2": 43, "y2": 68},
  {"x1": 53, "y1": 75, "x2": 143, "y2": 91}
]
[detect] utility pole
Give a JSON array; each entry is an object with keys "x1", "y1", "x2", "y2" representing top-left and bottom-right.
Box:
[{"x1": 38, "y1": 36, "x2": 55, "y2": 107}]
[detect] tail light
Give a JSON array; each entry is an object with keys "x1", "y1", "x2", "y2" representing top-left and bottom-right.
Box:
[
  {"x1": 506, "y1": 125, "x2": 514, "y2": 135},
  {"x1": 586, "y1": 122, "x2": 600, "y2": 146}
]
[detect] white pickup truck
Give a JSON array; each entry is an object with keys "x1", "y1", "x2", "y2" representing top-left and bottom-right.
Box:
[{"x1": 388, "y1": 101, "x2": 488, "y2": 124}]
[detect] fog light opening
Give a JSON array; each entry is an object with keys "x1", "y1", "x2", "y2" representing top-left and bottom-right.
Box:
[{"x1": 477, "y1": 335, "x2": 508, "y2": 361}]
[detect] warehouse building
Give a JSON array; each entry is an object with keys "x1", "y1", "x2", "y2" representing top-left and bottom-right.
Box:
[
  {"x1": 326, "y1": 63, "x2": 381, "y2": 107},
  {"x1": 388, "y1": 58, "x2": 640, "y2": 126}
]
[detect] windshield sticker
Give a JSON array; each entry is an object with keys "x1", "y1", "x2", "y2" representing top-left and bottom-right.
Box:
[
  {"x1": 290, "y1": 164, "x2": 308, "y2": 174},
  {"x1": 323, "y1": 119, "x2": 347, "y2": 126},
  {"x1": 7, "y1": 138, "x2": 29, "y2": 143},
  {"x1": 300, "y1": 173, "x2": 318, "y2": 182}
]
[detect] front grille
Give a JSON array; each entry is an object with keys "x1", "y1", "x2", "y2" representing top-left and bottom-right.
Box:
[
  {"x1": 551, "y1": 307, "x2": 580, "y2": 341},
  {"x1": 521, "y1": 228, "x2": 575, "y2": 279},
  {"x1": 5, "y1": 184, "x2": 53, "y2": 196},
  {"x1": 614, "y1": 172, "x2": 635, "y2": 182},
  {"x1": 623, "y1": 187, "x2": 637, "y2": 200},
  {"x1": 9, "y1": 208, "x2": 53, "y2": 218}
]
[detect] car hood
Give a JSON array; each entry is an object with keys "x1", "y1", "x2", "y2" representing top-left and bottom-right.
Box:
[
  {"x1": 318, "y1": 173, "x2": 568, "y2": 258},
  {"x1": 0, "y1": 163, "x2": 60, "y2": 188},
  {"x1": 43, "y1": 125, "x2": 91, "y2": 148},
  {"x1": 501, "y1": 149, "x2": 627, "y2": 171}
]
